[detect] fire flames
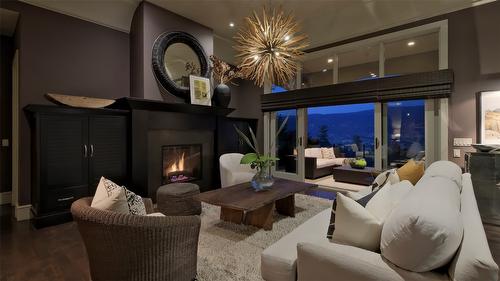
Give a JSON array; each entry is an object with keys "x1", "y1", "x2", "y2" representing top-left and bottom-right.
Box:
[{"x1": 166, "y1": 152, "x2": 185, "y2": 174}]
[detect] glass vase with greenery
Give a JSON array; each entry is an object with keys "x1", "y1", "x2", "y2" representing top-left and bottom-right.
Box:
[{"x1": 234, "y1": 116, "x2": 289, "y2": 191}]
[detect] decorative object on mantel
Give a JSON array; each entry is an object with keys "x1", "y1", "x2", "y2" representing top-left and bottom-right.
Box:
[
  {"x1": 477, "y1": 91, "x2": 500, "y2": 144},
  {"x1": 210, "y1": 55, "x2": 242, "y2": 107},
  {"x1": 234, "y1": 6, "x2": 308, "y2": 87},
  {"x1": 189, "y1": 75, "x2": 211, "y2": 106},
  {"x1": 234, "y1": 116, "x2": 288, "y2": 191},
  {"x1": 45, "y1": 93, "x2": 115, "y2": 108},
  {"x1": 152, "y1": 31, "x2": 209, "y2": 102}
]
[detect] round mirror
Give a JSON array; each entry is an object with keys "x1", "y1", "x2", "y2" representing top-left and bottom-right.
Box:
[
  {"x1": 152, "y1": 32, "x2": 209, "y2": 102},
  {"x1": 163, "y1": 43, "x2": 201, "y2": 88}
]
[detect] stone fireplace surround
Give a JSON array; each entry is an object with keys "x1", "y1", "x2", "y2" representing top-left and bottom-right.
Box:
[{"x1": 112, "y1": 97, "x2": 234, "y2": 200}]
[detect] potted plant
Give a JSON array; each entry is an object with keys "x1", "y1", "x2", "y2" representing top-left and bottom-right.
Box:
[
  {"x1": 210, "y1": 55, "x2": 242, "y2": 107},
  {"x1": 234, "y1": 116, "x2": 289, "y2": 191}
]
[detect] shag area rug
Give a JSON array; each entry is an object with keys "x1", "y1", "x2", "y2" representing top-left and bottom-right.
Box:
[{"x1": 196, "y1": 194, "x2": 332, "y2": 281}]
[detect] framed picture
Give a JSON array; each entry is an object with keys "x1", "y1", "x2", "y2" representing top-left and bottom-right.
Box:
[
  {"x1": 477, "y1": 91, "x2": 500, "y2": 144},
  {"x1": 189, "y1": 75, "x2": 211, "y2": 106}
]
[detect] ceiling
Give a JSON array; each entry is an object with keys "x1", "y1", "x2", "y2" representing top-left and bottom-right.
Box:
[
  {"x1": 17, "y1": 0, "x2": 491, "y2": 62},
  {"x1": 0, "y1": 8, "x2": 19, "y2": 36}
]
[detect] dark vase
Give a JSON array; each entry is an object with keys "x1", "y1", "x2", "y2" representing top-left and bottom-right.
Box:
[{"x1": 213, "y1": 84, "x2": 231, "y2": 107}]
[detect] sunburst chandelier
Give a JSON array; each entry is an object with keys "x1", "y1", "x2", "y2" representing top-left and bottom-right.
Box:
[{"x1": 234, "y1": 6, "x2": 308, "y2": 87}]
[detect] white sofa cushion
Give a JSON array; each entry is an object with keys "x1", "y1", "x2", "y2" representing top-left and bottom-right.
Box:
[
  {"x1": 346, "y1": 169, "x2": 400, "y2": 200},
  {"x1": 297, "y1": 241, "x2": 449, "y2": 281},
  {"x1": 421, "y1": 160, "x2": 463, "y2": 191},
  {"x1": 366, "y1": 180, "x2": 413, "y2": 222},
  {"x1": 381, "y1": 176, "x2": 464, "y2": 272},
  {"x1": 261, "y1": 208, "x2": 331, "y2": 281},
  {"x1": 91, "y1": 177, "x2": 130, "y2": 214},
  {"x1": 321, "y1": 147, "x2": 336, "y2": 159},
  {"x1": 305, "y1": 147, "x2": 322, "y2": 158},
  {"x1": 449, "y1": 174, "x2": 499, "y2": 281},
  {"x1": 316, "y1": 158, "x2": 344, "y2": 168},
  {"x1": 124, "y1": 187, "x2": 147, "y2": 215},
  {"x1": 146, "y1": 212, "x2": 166, "y2": 217},
  {"x1": 332, "y1": 194, "x2": 383, "y2": 251}
]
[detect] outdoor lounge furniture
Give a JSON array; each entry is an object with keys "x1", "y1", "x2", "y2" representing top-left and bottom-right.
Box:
[{"x1": 305, "y1": 147, "x2": 347, "y2": 179}]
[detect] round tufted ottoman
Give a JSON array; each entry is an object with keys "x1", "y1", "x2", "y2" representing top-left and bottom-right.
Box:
[{"x1": 156, "y1": 183, "x2": 202, "y2": 216}]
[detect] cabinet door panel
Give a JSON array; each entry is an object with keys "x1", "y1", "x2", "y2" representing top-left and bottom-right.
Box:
[
  {"x1": 89, "y1": 115, "x2": 128, "y2": 194},
  {"x1": 40, "y1": 115, "x2": 89, "y2": 203}
]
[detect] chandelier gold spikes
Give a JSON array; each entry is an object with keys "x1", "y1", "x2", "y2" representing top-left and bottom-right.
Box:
[{"x1": 234, "y1": 6, "x2": 309, "y2": 87}]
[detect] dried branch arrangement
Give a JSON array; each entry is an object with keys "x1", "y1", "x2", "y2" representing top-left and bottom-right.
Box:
[
  {"x1": 210, "y1": 55, "x2": 243, "y2": 85},
  {"x1": 234, "y1": 6, "x2": 308, "y2": 87}
]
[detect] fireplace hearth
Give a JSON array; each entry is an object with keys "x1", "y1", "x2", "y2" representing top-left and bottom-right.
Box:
[{"x1": 162, "y1": 144, "x2": 202, "y2": 184}]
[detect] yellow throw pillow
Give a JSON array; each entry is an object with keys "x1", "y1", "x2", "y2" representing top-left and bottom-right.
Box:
[{"x1": 397, "y1": 160, "x2": 425, "y2": 185}]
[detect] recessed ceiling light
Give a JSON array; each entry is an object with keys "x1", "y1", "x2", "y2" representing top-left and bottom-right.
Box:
[
  {"x1": 229, "y1": 22, "x2": 235, "y2": 27},
  {"x1": 322, "y1": 69, "x2": 327, "y2": 72},
  {"x1": 407, "y1": 41, "x2": 415, "y2": 46},
  {"x1": 327, "y1": 58, "x2": 333, "y2": 63}
]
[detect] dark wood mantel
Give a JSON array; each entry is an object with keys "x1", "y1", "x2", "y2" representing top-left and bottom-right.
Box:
[{"x1": 111, "y1": 97, "x2": 235, "y2": 116}]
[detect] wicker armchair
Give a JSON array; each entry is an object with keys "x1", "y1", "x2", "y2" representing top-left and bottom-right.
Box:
[{"x1": 71, "y1": 197, "x2": 201, "y2": 281}]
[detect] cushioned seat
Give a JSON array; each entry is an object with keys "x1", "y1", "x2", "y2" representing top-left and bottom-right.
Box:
[
  {"x1": 261, "y1": 208, "x2": 331, "y2": 281},
  {"x1": 316, "y1": 158, "x2": 345, "y2": 168},
  {"x1": 157, "y1": 182, "x2": 201, "y2": 216}
]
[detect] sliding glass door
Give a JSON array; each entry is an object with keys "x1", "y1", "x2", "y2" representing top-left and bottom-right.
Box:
[
  {"x1": 307, "y1": 104, "x2": 375, "y2": 167},
  {"x1": 382, "y1": 100, "x2": 426, "y2": 169},
  {"x1": 270, "y1": 109, "x2": 305, "y2": 181}
]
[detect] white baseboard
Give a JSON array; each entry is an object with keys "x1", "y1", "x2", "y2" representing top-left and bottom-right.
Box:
[
  {"x1": 0, "y1": 191, "x2": 12, "y2": 205},
  {"x1": 14, "y1": 204, "x2": 32, "y2": 221}
]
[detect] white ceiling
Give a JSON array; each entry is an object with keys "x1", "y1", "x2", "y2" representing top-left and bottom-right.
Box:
[{"x1": 16, "y1": 0, "x2": 491, "y2": 63}]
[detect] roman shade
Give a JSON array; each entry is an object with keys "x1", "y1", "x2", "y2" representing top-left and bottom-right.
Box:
[{"x1": 261, "y1": 69, "x2": 453, "y2": 112}]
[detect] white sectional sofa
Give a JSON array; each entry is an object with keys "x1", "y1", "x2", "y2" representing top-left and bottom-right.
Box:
[{"x1": 261, "y1": 163, "x2": 499, "y2": 281}]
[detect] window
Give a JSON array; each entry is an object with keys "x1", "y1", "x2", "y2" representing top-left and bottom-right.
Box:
[
  {"x1": 275, "y1": 109, "x2": 297, "y2": 173},
  {"x1": 384, "y1": 32, "x2": 439, "y2": 77},
  {"x1": 307, "y1": 103, "x2": 375, "y2": 167},
  {"x1": 338, "y1": 44, "x2": 379, "y2": 83},
  {"x1": 384, "y1": 100, "x2": 425, "y2": 168}
]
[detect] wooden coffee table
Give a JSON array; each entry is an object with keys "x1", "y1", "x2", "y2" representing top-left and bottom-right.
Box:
[
  {"x1": 332, "y1": 166, "x2": 381, "y2": 186},
  {"x1": 194, "y1": 178, "x2": 317, "y2": 230}
]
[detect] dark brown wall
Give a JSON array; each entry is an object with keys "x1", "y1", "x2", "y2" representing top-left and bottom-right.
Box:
[
  {"x1": 131, "y1": 1, "x2": 213, "y2": 102},
  {"x1": 228, "y1": 80, "x2": 264, "y2": 148},
  {"x1": 0, "y1": 35, "x2": 14, "y2": 193},
  {"x1": 1, "y1": 1, "x2": 130, "y2": 204},
  {"x1": 447, "y1": 2, "x2": 500, "y2": 167}
]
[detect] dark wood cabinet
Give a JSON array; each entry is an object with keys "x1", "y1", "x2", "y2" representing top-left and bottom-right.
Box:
[
  {"x1": 88, "y1": 116, "x2": 128, "y2": 195},
  {"x1": 26, "y1": 105, "x2": 129, "y2": 227},
  {"x1": 466, "y1": 152, "x2": 500, "y2": 225}
]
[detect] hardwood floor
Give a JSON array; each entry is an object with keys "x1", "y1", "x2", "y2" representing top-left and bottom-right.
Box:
[
  {"x1": 0, "y1": 189, "x2": 499, "y2": 281},
  {"x1": 0, "y1": 205, "x2": 90, "y2": 281}
]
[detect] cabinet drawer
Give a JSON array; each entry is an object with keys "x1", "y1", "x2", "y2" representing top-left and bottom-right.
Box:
[{"x1": 42, "y1": 186, "x2": 88, "y2": 213}]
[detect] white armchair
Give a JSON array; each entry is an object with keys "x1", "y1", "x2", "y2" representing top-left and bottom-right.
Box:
[{"x1": 219, "y1": 153, "x2": 256, "y2": 188}]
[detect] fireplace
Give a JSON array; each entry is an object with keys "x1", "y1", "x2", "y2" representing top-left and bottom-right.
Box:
[{"x1": 162, "y1": 144, "x2": 202, "y2": 184}]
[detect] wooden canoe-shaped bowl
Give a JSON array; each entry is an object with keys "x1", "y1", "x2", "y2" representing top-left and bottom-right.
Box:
[{"x1": 45, "y1": 93, "x2": 115, "y2": 109}]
